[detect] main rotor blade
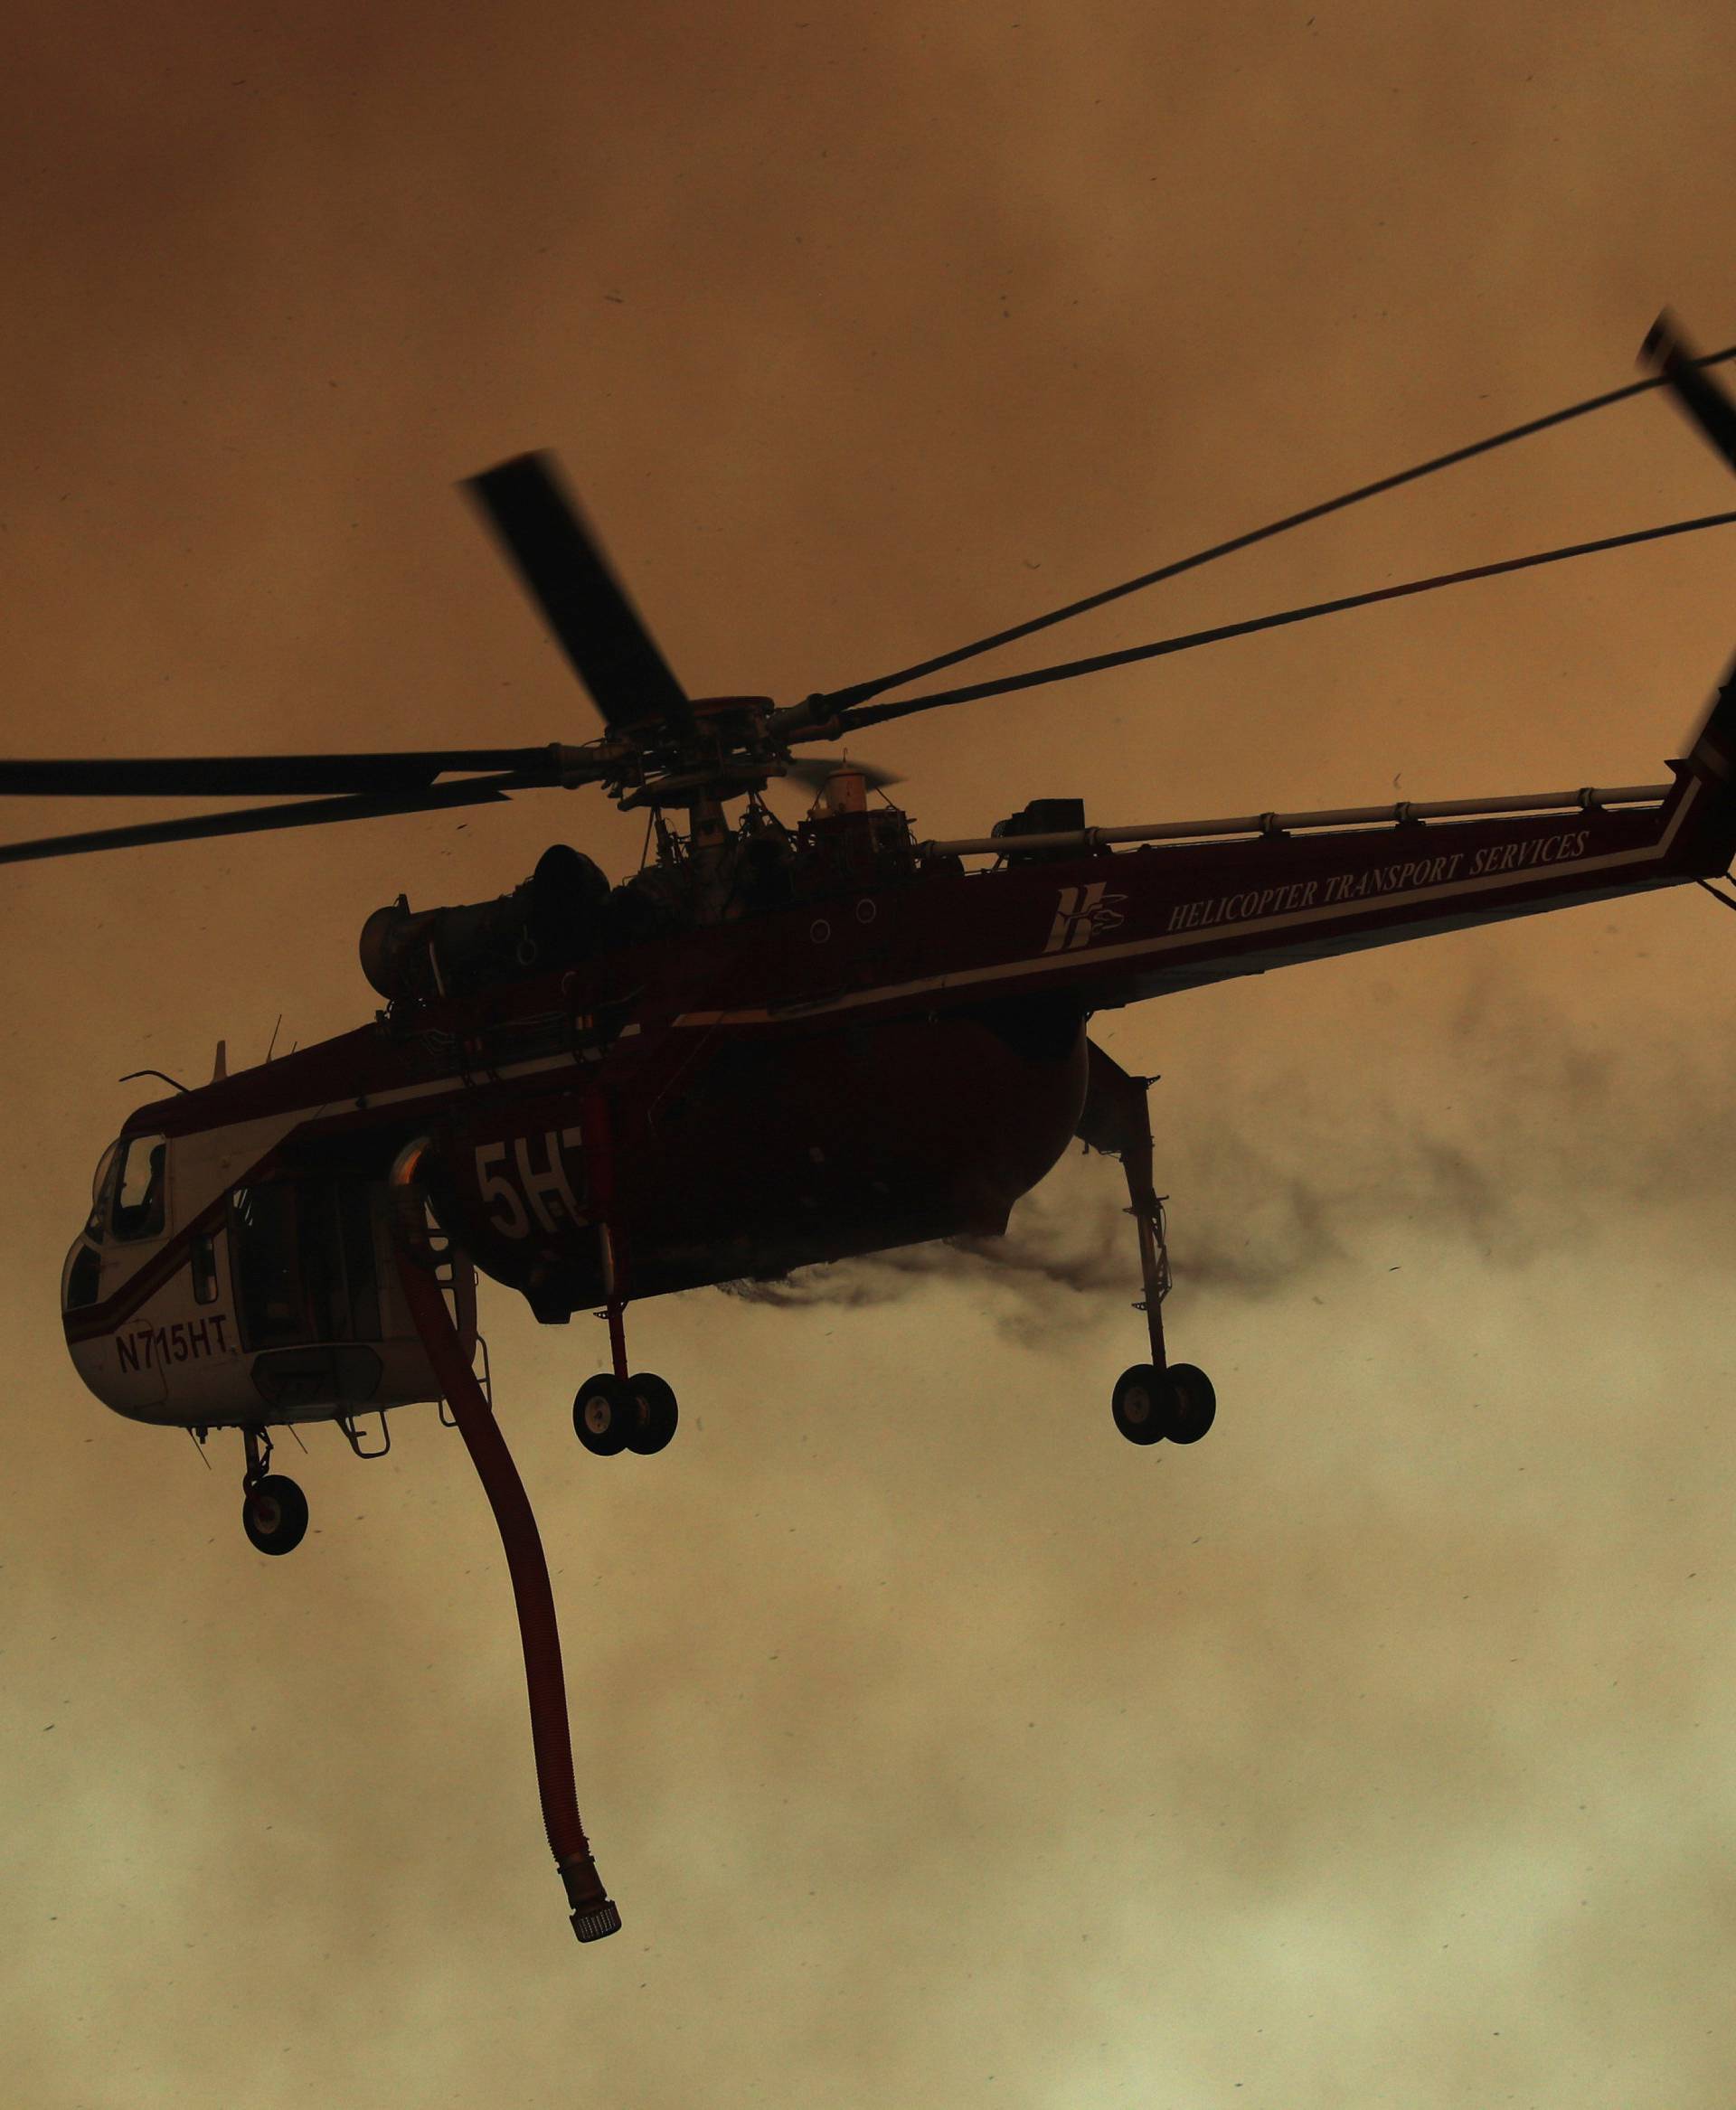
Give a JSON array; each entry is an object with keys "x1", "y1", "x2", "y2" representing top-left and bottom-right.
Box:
[
  {"x1": 0, "y1": 777, "x2": 520, "y2": 867},
  {"x1": 826, "y1": 507, "x2": 1736, "y2": 736},
  {"x1": 803, "y1": 342, "x2": 1736, "y2": 721},
  {"x1": 1641, "y1": 312, "x2": 1736, "y2": 476},
  {"x1": 463, "y1": 452, "x2": 692, "y2": 737},
  {"x1": 0, "y1": 747, "x2": 591, "y2": 800}
]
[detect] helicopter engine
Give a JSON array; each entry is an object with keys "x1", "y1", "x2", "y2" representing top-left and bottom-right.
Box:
[{"x1": 360, "y1": 843, "x2": 612, "y2": 1002}]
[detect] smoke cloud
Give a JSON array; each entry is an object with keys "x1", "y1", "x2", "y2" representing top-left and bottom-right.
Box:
[{"x1": 723, "y1": 972, "x2": 1733, "y2": 1339}]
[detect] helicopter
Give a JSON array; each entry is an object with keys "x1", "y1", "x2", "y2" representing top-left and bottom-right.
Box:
[{"x1": 11, "y1": 312, "x2": 1736, "y2": 1944}]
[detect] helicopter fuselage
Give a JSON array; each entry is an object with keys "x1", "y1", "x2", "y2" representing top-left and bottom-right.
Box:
[{"x1": 58, "y1": 707, "x2": 1736, "y2": 1435}]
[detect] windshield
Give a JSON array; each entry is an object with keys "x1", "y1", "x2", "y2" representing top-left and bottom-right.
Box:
[
  {"x1": 84, "y1": 1142, "x2": 119, "y2": 1242},
  {"x1": 111, "y1": 1134, "x2": 168, "y2": 1242}
]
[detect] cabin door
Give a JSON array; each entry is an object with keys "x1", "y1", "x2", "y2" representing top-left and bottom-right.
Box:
[{"x1": 229, "y1": 1178, "x2": 384, "y2": 1351}]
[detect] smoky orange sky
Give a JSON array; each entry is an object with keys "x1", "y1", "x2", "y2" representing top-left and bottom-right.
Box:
[{"x1": 5, "y1": 5, "x2": 1736, "y2": 2105}]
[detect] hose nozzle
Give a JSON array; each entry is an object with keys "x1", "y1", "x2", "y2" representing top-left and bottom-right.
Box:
[{"x1": 560, "y1": 1855, "x2": 621, "y2": 1943}]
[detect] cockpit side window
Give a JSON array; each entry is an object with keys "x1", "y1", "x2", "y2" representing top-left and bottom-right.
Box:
[
  {"x1": 85, "y1": 1142, "x2": 119, "y2": 1243},
  {"x1": 63, "y1": 1243, "x2": 102, "y2": 1310},
  {"x1": 111, "y1": 1134, "x2": 168, "y2": 1242}
]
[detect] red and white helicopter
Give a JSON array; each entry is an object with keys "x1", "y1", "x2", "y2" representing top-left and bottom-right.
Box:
[{"x1": 12, "y1": 315, "x2": 1736, "y2": 1942}]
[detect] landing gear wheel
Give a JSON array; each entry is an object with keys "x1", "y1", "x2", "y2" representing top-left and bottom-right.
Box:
[
  {"x1": 625, "y1": 1372, "x2": 679, "y2": 1455},
  {"x1": 1162, "y1": 1362, "x2": 1217, "y2": 1446},
  {"x1": 573, "y1": 1374, "x2": 634, "y2": 1456},
  {"x1": 1111, "y1": 1363, "x2": 1218, "y2": 1446},
  {"x1": 242, "y1": 1473, "x2": 309, "y2": 1555},
  {"x1": 1113, "y1": 1367, "x2": 1164, "y2": 1451},
  {"x1": 1112, "y1": 1364, "x2": 1167, "y2": 1446}
]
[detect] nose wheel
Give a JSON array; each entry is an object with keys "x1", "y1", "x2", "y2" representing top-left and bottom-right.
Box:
[
  {"x1": 240, "y1": 1427, "x2": 309, "y2": 1554},
  {"x1": 242, "y1": 1472, "x2": 310, "y2": 1553}
]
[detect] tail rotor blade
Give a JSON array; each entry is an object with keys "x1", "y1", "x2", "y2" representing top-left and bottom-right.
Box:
[{"x1": 463, "y1": 453, "x2": 692, "y2": 737}]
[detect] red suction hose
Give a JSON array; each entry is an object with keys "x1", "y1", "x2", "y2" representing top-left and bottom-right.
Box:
[{"x1": 390, "y1": 1139, "x2": 619, "y2": 1944}]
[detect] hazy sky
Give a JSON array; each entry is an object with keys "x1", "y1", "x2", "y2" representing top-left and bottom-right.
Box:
[{"x1": 5, "y1": 5, "x2": 1736, "y2": 2105}]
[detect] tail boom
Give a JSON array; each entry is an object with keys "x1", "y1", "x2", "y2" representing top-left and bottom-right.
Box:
[{"x1": 875, "y1": 651, "x2": 1736, "y2": 1018}]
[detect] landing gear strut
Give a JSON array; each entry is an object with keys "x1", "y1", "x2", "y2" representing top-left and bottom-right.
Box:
[
  {"x1": 240, "y1": 1426, "x2": 308, "y2": 1555},
  {"x1": 1079, "y1": 1041, "x2": 1217, "y2": 1449},
  {"x1": 574, "y1": 1091, "x2": 680, "y2": 1458}
]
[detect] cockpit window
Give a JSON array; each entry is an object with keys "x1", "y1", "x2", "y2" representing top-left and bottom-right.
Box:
[
  {"x1": 111, "y1": 1134, "x2": 168, "y2": 1242},
  {"x1": 64, "y1": 1244, "x2": 102, "y2": 1310},
  {"x1": 85, "y1": 1142, "x2": 119, "y2": 1242}
]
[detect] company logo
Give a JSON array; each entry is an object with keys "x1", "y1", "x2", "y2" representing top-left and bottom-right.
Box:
[{"x1": 1044, "y1": 881, "x2": 1127, "y2": 954}]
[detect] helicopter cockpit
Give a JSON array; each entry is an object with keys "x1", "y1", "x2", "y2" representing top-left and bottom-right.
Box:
[
  {"x1": 63, "y1": 1121, "x2": 477, "y2": 1436},
  {"x1": 63, "y1": 1130, "x2": 170, "y2": 1315}
]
